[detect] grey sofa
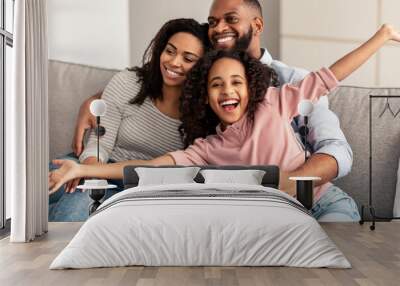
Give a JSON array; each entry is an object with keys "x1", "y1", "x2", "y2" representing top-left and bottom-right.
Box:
[
  {"x1": 48, "y1": 60, "x2": 119, "y2": 160},
  {"x1": 48, "y1": 60, "x2": 400, "y2": 218}
]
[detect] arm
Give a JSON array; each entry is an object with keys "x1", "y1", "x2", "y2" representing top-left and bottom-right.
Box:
[
  {"x1": 279, "y1": 154, "x2": 338, "y2": 196},
  {"x1": 299, "y1": 104, "x2": 353, "y2": 179},
  {"x1": 266, "y1": 69, "x2": 343, "y2": 192},
  {"x1": 270, "y1": 68, "x2": 338, "y2": 120},
  {"x1": 79, "y1": 154, "x2": 176, "y2": 179},
  {"x1": 49, "y1": 135, "x2": 211, "y2": 193},
  {"x1": 298, "y1": 25, "x2": 399, "y2": 181},
  {"x1": 72, "y1": 91, "x2": 102, "y2": 155},
  {"x1": 168, "y1": 138, "x2": 210, "y2": 166},
  {"x1": 275, "y1": 24, "x2": 400, "y2": 119},
  {"x1": 270, "y1": 52, "x2": 350, "y2": 180},
  {"x1": 79, "y1": 72, "x2": 128, "y2": 163},
  {"x1": 280, "y1": 24, "x2": 400, "y2": 194},
  {"x1": 49, "y1": 154, "x2": 175, "y2": 194},
  {"x1": 330, "y1": 24, "x2": 400, "y2": 81},
  {"x1": 76, "y1": 138, "x2": 209, "y2": 180},
  {"x1": 280, "y1": 111, "x2": 348, "y2": 195},
  {"x1": 64, "y1": 157, "x2": 104, "y2": 193}
]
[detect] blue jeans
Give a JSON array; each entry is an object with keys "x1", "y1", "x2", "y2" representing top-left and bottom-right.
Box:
[
  {"x1": 312, "y1": 185, "x2": 361, "y2": 222},
  {"x1": 49, "y1": 153, "x2": 124, "y2": 222}
]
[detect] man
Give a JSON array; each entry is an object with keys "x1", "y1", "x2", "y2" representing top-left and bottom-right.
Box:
[{"x1": 67, "y1": 0, "x2": 359, "y2": 221}]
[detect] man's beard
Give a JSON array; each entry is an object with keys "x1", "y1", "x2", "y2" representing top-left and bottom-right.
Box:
[{"x1": 233, "y1": 26, "x2": 253, "y2": 51}]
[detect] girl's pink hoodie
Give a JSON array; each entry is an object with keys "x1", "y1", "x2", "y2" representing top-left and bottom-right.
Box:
[{"x1": 170, "y1": 68, "x2": 339, "y2": 201}]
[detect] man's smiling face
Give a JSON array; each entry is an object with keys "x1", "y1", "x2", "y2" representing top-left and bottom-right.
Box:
[{"x1": 208, "y1": 0, "x2": 255, "y2": 52}]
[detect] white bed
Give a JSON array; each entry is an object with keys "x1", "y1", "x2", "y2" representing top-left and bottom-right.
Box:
[{"x1": 50, "y1": 183, "x2": 350, "y2": 269}]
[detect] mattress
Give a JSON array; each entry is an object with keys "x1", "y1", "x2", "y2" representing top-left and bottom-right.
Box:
[{"x1": 50, "y1": 183, "x2": 350, "y2": 269}]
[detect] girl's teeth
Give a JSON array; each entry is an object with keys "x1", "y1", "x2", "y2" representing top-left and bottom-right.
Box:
[
  {"x1": 220, "y1": 100, "x2": 239, "y2": 112},
  {"x1": 221, "y1": 100, "x2": 239, "y2": 106}
]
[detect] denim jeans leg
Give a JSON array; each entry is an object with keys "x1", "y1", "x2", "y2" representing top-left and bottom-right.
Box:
[
  {"x1": 48, "y1": 153, "x2": 91, "y2": 222},
  {"x1": 49, "y1": 191, "x2": 91, "y2": 221},
  {"x1": 311, "y1": 185, "x2": 361, "y2": 222}
]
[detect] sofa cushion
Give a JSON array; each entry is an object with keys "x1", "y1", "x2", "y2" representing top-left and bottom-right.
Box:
[
  {"x1": 48, "y1": 60, "x2": 119, "y2": 160},
  {"x1": 329, "y1": 86, "x2": 400, "y2": 218}
]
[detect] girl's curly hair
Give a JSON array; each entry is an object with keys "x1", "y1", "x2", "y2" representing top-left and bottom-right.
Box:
[
  {"x1": 129, "y1": 18, "x2": 210, "y2": 105},
  {"x1": 180, "y1": 50, "x2": 279, "y2": 147}
]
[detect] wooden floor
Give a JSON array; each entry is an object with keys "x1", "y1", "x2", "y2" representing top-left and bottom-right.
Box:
[{"x1": 0, "y1": 222, "x2": 399, "y2": 286}]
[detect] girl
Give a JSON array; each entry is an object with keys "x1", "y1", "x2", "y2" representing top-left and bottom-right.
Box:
[
  {"x1": 49, "y1": 18, "x2": 209, "y2": 221},
  {"x1": 49, "y1": 24, "x2": 400, "y2": 218}
]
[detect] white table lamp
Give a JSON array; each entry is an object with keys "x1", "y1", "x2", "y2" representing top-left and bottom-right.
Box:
[{"x1": 78, "y1": 99, "x2": 116, "y2": 214}]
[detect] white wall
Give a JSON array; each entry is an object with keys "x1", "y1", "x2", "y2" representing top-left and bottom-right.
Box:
[
  {"x1": 280, "y1": 0, "x2": 400, "y2": 87},
  {"x1": 48, "y1": 0, "x2": 280, "y2": 69},
  {"x1": 262, "y1": 0, "x2": 280, "y2": 59},
  {"x1": 47, "y1": 0, "x2": 131, "y2": 69},
  {"x1": 128, "y1": 0, "x2": 213, "y2": 67},
  {"x1": 49, "y1": 0, "x2": 400, "y2": 86}
]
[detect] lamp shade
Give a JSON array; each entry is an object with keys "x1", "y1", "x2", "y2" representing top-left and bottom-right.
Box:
[
  {"x1": 298, "y1": 100, "x2": 314, "y2": 116},
  {"x1": 90, "y1": 99, "x2": 107, "y2": 117}
]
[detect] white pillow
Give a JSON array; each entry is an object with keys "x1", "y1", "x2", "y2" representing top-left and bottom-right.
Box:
[
  {"x1": 200, "y1": 169, "x2": 266, "y2": 185},
  {"x1": 136, "y1": 167, "x2": 200, "y2": 186},
  {"x1": 394, "y1": 158, "x2": 400, "y2": 217}
]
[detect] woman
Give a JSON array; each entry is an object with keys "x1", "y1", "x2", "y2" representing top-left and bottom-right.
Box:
[
  {"x1": 49, "y1": 18, "x2": 209, "y2": 221},
  {"x1": 50, "y1": 24, "x2": 400, "y2": 221}
]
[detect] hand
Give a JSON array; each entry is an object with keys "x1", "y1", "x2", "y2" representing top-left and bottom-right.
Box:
[
  {"x1": 278, "y1": 171, "x2": 297, "y2": 197},
  {"x1": 63, "y1": 157, "x2": 104, "y2": 193},
  {"x1": 71, "y1": 93, "x2": 102, "y2": 156},
  {"x1": 49, "y1": 159, "x2": 81, "y2": 195},
  {"x1": 64, "y1": 178, "x2": 81, "y2": 194},
  {"x1": 380, "y1": 24, "x2": 400, "y2": 42}
]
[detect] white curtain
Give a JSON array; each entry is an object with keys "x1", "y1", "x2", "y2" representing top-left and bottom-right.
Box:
[{"x1": 6, "y1": 0, "x2": 49, "y2": 242}]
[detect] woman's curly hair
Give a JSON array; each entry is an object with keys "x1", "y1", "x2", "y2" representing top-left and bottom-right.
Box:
[
  {"x1": 180, "y1": 50, "x2": 279, "y2": 147},
  {"x1": 129, "y1": 18, "x2": 210, "y2": 105}
]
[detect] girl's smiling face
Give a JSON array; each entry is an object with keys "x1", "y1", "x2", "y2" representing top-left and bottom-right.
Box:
[{"x1": 207, "y1": 57, "x2": 249, "y2": 129}]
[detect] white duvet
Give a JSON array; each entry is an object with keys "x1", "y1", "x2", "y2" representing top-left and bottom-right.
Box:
[{"x1": 50, "y1": 183, "x2": 350, "y2": 269}]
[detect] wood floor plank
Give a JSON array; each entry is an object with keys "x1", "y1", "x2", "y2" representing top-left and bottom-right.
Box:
[{"x1": 0, "y1": 222, "x2": 400, "y2": 286}]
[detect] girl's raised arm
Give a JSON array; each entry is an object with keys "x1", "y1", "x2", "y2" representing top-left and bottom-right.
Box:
[
  {"x1": 330, "y1": 24, "x2": 400, "y2": 81},
  {"x1": 268, "y1": 24, "x2": 399, "y2": 121}
]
